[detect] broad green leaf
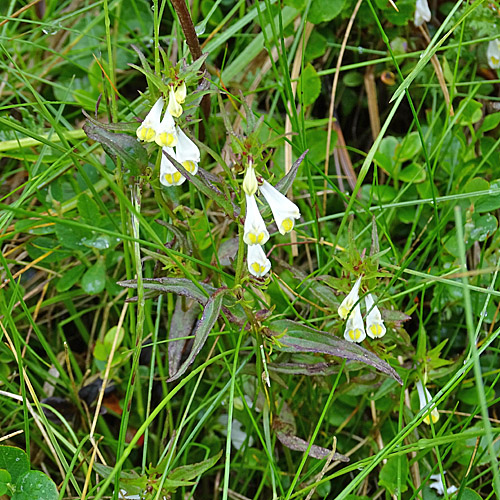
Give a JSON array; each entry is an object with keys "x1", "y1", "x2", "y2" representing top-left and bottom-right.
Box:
[
  {"x1": 0, "y1": 469, "x2": 11, "y2": 483},
  {"x1": 308, "y1": 0, "x2": 345, "y2": 24},
  {"x1": 56, "y1": 264, "x2": 86, "y2": 292},
  {"x1": 104, "y1": 326, "x2": 125, "y2": 350},
  {"x1": 459, "y1": 488, "x2": 483, "y2": 499},
  {"x1": 81, "y1": 259, "x2": 106, "y2": 295},
  {"x1": 297, "y1": 64, "x2": 321, "y2": 106},
  {"x1": 398, "y1": 163, "x2": 426, "y2": 183},
  {"x1": 77, "y1": 194, "x2": 101, "y2": 225},
  {"x1": 457, "y1": 99, "x2": 483, "y2": 126},
  {"x1": 11, "y1": 471, "x2": 58, "y2": 500},
  {"x1": 378, "y1": 456, "x2": 409, "y2": 495},
  {"x1": 0, "y1": 446, "x2": 29, "y2": 483},
  {"x1": 55, "y1": 221, "x2": 94, "y2": 250},
  {"x1": 469, "y1": 213, "x2": 497, "y2": 242},
  {"x1": 476, "y1": 180, "x2": 500, "y2": 212},
  {"x1": 479, "y1": 112, "x2": 500, "y2": 133},
  {"x1": 396, "y1": 132, "x2": 422, "y2": 161},
  {"x1": 271, "y1": 319, "x2": 402, "y2": 383},
  {"x1": 168, "y1": 288, "x2": 227, "y2": 382}
]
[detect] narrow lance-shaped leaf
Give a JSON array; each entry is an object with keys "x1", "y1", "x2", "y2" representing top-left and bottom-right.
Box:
[
  {"x1": 168, "y1": 297, "x2": 200, "y2": 378},
  {"x1": 270, "y1": 319, "x2": 402, "y2": 384},
  {"x1": 118, "y1": 277, "x2": 214, "y2": 305},
  {"x1": 274, "y1": 149, "x2": 308, "y2": 194},
  {"x1": 83, "y1": 121, "x2": 149, "y2": 176},
  {"x1": 168, "y1": 288, "x2": 228, "y2": 382},
  {"x1": 276, "y1": 431, "x2": 349, "y2": 462}
]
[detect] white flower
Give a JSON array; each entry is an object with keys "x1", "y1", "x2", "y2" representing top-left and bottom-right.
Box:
[
  {"x1": 242, "y1": 165, "x2": 258, "y2": 197},
  {"x1": 259, "y1": 180, "x2": 300, "y2": 235},
  {"x1": 136, "y1": 97, "x2": 164, "y2": 142},
  {"x1": 160, "y1": 148, "x2": 185, "y2": 187},
  {"x1": 429, "y1": 473, "x2": 458, "y2": 496},
  {"x1": 247, "y1": 244, "x2": 271, "y2": 277},
  {"x1": 244, "y1": 194, "x2": 269, "y2": 246},
  {"x1": 167, "y1": 86, "x2": 183, "y2": 118},
  {"x1": 344, "y1": 304, "x2": 366, "y2": 343},
  {"x1": 365, "y1": 293, "x2": 386, "y2": 339},
  {"x1": 414, "y1": 0, "x2": 431, "y2": 26},
  {"x1": 416, "y1": 380, "x2": 439, "y2": 425},
  {"x1": 174, "y1": 81, "x2": 187, "y2": 103},
  {"x1": 487, "y1": 39, "x2": 500, "y2": 70},
  {"x1": 338, "y1": 276, "x2": 362, "y2": 320},
  {"x1": 154, "y1": 108, "x2": 177, "y2": 148},
  {"x1": 175, "y1": 127, "x2": 200, "y2": 176}
]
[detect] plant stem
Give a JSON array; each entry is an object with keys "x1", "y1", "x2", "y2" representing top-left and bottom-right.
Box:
[{"x1": 170, "y1": 0, "x2": 210, "y2": 136}]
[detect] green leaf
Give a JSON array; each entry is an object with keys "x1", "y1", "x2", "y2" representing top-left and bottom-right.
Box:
[
  {"x1": 168, "y1": 288, "x2": 227, "y2": 382},
  {"x1": 0, "y1": 446, "x2": 29, "y2": 483},
  {"x1": 308, "y1": 0, "x2": 345, "y2": 23},
  {"x1": 11, "y1": 471, "x2": 58, "y2": 500},
  {"x1": 378, "y1": 456, "x2": 409, "y2": 495},
  {"x1": 469, "y1": 213, "x2": 498, "y2": 242},
  {"x1": 55, "y1": 220, "x2": 94, "y2": 250},
  {"x1": 396, "y1": 131, "x2": 422, "y2": 161},
  {"x1": 56, "y1": 264, "x2": 86, "y2": 292},
  {"x1": 476, "y1": 180, "x2": 500, "y2": 212},
  {"x1": 479, "y1": 112, "x2": 500, "y2": 133},
  {"x1": 83, "y1": 121, "x2": 149, "y2": 177},
  {"x1": 297, "y1": 64, "x2": 321, "y2": 106},
  {"x1": 77, "y1": 194, "x2": 101, "y2": 226},
  {"x1": 271, "y1": 320, "x2": 402, "y2": 384},
  {"x1": 81, "y1": 260, "x2": 106, "y2": 295},
  {"x1": 166, "y1": 451, "x2": 223, "y2": 481},
  {"x1": 398, "y1": 163, "x2": 426, "y2": 183},
  {"x1": 457, "y1": 99, "x2": 483, "y2": 126},
  {"x1": 0, "y1": 469, "x2": 11, "y2": 483},
  {"x1": 119, "y1": 277, "x2": 214, "y2": 304},
  {"x1": 458, "y1": 488, "x2": 483, "y2": 500}
]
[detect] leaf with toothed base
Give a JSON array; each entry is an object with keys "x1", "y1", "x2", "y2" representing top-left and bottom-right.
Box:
[
  {"x1": 168, "y1": 287, "x2": 228, "y2": 382},
  {"x1": 270, "y1": 319, "x2": 402, "y2": 384}
]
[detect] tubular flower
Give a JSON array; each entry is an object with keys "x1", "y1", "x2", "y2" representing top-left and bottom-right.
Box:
[
  {"x1": 154, "y1": 108, "x2": 177, "y2": 148},
  {"x1": 259, "y1": 180, "x2": 300, "y2": 235},
  {"x1": 414, "y1": 0, "x2": 431, "y2": 26},
  {"x1": 344, "y1": 304, "x2": 366, "y2": 343},
  {"x1": 338, "y1": 276, "x2": 362, "y2": 320},
  {"x1": 415, "y1": 380, "x2": 439, "y2": 425},
  {"x1": 487, "y1": 39, "x2": 500, "y2": 70},
  {"x1": 244, "y1": 194, "x2": 269, "y2": 246},
  {"x1": 160, "y1": 148, "x2": 185, "y2": 187},
  {"x1": 175, "y1": 128, "x2": 200, "y2": 176},
  {"x1": 242, "y1": 165, "x2": 258, "y2": 197},
  {"x1": 136, "y1": 97, "x2": 164, "y2": 142},
  {"x1": 247, "y1": 244, "x2": 271, "y2": 277},
  {"x1": 174, "y1": 81, "x2": 187, "y2": 104},
  {"x1": 365, "y1": 293, "x2": 386, "y2": 339},
  {"x1": 167, "y1": 86, "x2": 183, "y2": 118}
]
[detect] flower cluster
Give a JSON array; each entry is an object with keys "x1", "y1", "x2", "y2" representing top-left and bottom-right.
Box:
[
  {"x1": 487, "y1": 39, "x2": 500, "y2": 70},
  {"x1": 242, "y1": 165, "x2": 300, "y2": 278},
  {"x1": 136, "y1": 82, "x2": 200, "y2": 187},
  {"x1": 414, "y1": 0, "x2": 431, "y2": 26},
  {"x1": 338, "y1": 276, "x2": 387, "y2": 343}
]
